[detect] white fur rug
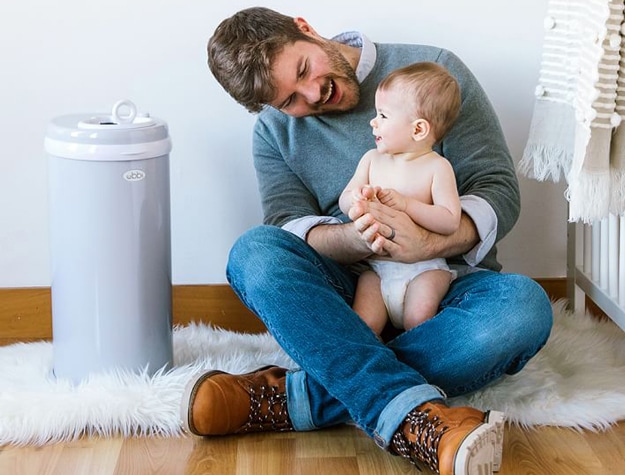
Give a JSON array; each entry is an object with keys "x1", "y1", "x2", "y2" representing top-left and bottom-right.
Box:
[{"x1": 1, "y1": 300, "x2": 624, "y2": 446}]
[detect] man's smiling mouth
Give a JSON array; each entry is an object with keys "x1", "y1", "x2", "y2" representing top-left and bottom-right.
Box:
[{"x1": 321, "y1": 80, "x2": 336, "y2": 104}]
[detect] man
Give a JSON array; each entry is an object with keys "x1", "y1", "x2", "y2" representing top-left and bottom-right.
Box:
[{"x1": 181, "y1": 7, "x2": 553, "y2": 475}]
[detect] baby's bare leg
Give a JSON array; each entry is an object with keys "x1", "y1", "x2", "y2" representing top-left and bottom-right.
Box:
[
  {"x1": 403, "y1": 270, "x2": 453, "y2": 330},
  {"x1": 352, "y1": 270, "x2": 388, "y2": 336}
]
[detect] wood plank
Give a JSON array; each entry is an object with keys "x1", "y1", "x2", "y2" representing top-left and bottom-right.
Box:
[
  {"x1": 172, "y1": 285, "x2": 266, "y2": 333},
  {"x1": 537, "y1": 277, "x2": 567, "y2": 302},
  {"x1": 0, "y1": 284, "x2": 267, "y2": 342},
  {"x1": 0, "y1": 278, "x2": 566, "y2": 342},
  {"x1": 183, "y1": 435, "x2": 239, "y2": 475},
  {"x1": 0, "y1": 288, "x2": 52, "y2": 340},
  {"x1": 0, "y1": 437, "x2": 123, "y2": 475},
  {"x1": 2, "y1": 422, "x2": 625, "y2": 474},
  {"x1": 114, "y1": 436, "x2": 194, "y2": 475}
]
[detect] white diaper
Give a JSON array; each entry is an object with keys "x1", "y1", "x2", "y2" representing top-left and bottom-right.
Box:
[{"x1": 368, "y1": 259, "x2": 454, "y2": 329}]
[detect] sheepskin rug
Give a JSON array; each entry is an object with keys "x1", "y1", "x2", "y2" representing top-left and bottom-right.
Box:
[{"x1": 1, "y1": 300, "x2": 624, "y2": 446}]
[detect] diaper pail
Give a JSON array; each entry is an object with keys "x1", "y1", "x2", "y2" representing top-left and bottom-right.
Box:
[{"x1": 46, "y1": 99, "x2": 173, "y2": 383}]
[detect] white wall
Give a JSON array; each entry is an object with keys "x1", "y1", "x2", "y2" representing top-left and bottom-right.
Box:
[{"x1": 0, "y1": 0, "x2": 565, "y2": 287}]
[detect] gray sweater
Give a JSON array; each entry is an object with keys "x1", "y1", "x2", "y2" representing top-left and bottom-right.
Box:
[{"x1": 252, "y1": 43, "x2": 519, "y2": 272}]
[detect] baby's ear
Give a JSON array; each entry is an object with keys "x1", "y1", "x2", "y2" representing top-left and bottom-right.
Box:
[{"x1": 412, "y1": 118, "x2": 431, "y2": 142}]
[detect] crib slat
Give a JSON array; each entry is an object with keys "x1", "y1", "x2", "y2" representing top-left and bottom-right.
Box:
[
  {"x1": 592, "y1": 221, "x2": 601, "y2": 282},
  {"x1": 620, "y1": 216, "x2": 625, "y2": 307},
  {"x1": 609, "y1": 214, "x2": 619, "y2": 299},
  {"x1": 600, "y1": 218, "x2": 609, "y2": 290},
  {"x1": 583, "y1": 224, "x2": 591, "y2": 274}
]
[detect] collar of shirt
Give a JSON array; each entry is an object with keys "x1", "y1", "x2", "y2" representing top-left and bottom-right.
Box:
[{"x1": 330, "y1": 31, "x2": 377, "y2": 83}]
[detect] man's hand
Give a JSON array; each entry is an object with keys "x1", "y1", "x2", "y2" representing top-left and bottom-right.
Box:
[
  {"x1": 348, "y1": 198, "x2": 479, "y2": 263},
  {"x1": 349, "y1": 199, "x2": 427, "y2": 261}
]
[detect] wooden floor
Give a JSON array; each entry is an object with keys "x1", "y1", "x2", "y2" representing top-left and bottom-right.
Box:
[
  {"x1": 1, "y1": 284, "x2": 622, "y2": 474},
  {"x1": 1, "y1": 421, "x2": 624, "y2": 474}
]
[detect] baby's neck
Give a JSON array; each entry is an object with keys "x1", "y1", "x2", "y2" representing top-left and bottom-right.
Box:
[{"x1": 402, "y1": 148, "x2": 433, "y2": 161}]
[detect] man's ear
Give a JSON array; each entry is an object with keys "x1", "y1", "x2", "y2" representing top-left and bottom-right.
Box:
[
  {"x1": 294, "y1": 17, "x2": 320, "y2": 38},
  {"x1": 412, "y1": 118, "x2": 431, "y2": 142}
]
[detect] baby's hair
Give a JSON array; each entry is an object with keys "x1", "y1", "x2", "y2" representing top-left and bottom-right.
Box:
[{"x1": 377, "y1": 62, "x2": 461, "y2": 141}]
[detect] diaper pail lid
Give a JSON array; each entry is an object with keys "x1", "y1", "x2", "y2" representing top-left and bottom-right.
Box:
[{"x1": 44, "y1": 99, "x2": 172, "y2": 162}]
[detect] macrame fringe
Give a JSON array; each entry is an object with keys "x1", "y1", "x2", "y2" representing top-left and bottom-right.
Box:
[
  {"x1": 518, "y1": 144, "x2": 571, "y2": 182},
  {"x1": 566, "y1": 171, "x2": 612, "y2": 223}
]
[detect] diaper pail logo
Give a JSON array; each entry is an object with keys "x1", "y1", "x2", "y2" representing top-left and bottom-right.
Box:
[{"x1": 123, "y1": 170, "x2": 146, "y2": 182}]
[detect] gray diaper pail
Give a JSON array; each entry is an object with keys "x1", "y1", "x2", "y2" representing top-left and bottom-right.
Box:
[{"x1": 46, "y1": 99, "x2": 173, "y2": 384}]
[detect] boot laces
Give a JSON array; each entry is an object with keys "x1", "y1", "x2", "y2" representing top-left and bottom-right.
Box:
[
  {"x1": 242, "y1": 384, "x2": 293, "y2": 433},
  {"x1": 391, "y1": 407, "x2": 448, "y2": 473}
]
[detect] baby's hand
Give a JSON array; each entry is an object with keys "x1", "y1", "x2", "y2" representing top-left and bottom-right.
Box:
[
  {"x1": 360, "y1": 185, "x2": 381, "y2": 202},
  {"x1": 377, "y1": 188, "x2": 406, "y2": 211},
  {"x1": 352, "y1": 186, "x2": 372, "y2": 202}
]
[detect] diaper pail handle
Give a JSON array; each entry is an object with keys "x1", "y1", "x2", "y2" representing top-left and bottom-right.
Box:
[{"x1": 112, "y1": 99, "x2": 137, "y2": 124}]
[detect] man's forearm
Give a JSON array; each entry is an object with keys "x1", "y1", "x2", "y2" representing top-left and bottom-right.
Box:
[
  {"x1": 424, "y1": 213, "x2": 479, "y2": 260},
  {"x1": 306, "y1": 222, "x2": 373, "y2": 264}
]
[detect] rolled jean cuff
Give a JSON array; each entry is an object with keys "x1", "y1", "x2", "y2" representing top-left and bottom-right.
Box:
[
  {"x1": 286, "y1": 369, "x2": 316, "y2": 432},
  {"x1": 373, "y1": 384, "x2": 444, "y2": 449}
]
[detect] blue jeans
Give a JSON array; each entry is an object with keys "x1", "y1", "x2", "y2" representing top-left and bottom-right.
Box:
[{"x1": 226, "y1": 225, "x2": 553, "y2": 449}]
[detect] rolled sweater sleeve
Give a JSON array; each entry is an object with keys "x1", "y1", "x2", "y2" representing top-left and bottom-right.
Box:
[
  {"x1": 282, "y1": 215, "x2": 343, "y2": 240},
  {"x1": 460, "y1": 195, "x2": 497, "y2": 266}
]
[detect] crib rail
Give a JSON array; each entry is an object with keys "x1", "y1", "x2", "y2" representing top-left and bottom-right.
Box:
[{"x1": 568, "y1": 213, "x2": 625, "y2": 331}]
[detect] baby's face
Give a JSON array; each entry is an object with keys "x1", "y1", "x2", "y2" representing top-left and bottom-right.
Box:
[{"x1": 369, "y1": 87, "x2": 417, "y2": 155}]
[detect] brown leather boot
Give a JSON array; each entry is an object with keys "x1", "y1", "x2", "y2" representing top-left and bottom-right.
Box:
[
  {"x1": 390, "y1": 402, "x2": 502, "y2": 475},
  {"x1": 181, "y1": 365, "x2": 293, "y2": 436}
]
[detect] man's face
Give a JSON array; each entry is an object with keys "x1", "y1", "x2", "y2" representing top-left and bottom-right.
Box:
[{"x1": 268, "y1": 39, "x2": 360, "y2": 118}]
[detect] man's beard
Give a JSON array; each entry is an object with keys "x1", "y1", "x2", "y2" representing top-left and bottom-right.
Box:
[{"x1": 314, "y1": 41, "x2": 361, "y2": 115}]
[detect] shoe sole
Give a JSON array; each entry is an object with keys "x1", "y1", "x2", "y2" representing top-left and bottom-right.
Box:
[
  {"x1": 453, "y1": 422, "x2": 497, "y2": 475},
  {"x1": 485, "y1": 411, "x2": 505, "y2": 472},
  {"x1": 180, "y1": 370, "x2": 225, "y2": 435}
]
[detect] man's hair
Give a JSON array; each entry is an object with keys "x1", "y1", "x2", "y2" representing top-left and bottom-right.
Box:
[
  {"x1": 378, "y1": 62, "x2": 461, "y2": 142},
  {"x1": 207, "y1": 7, "x2": 314, "y2": 113}
]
